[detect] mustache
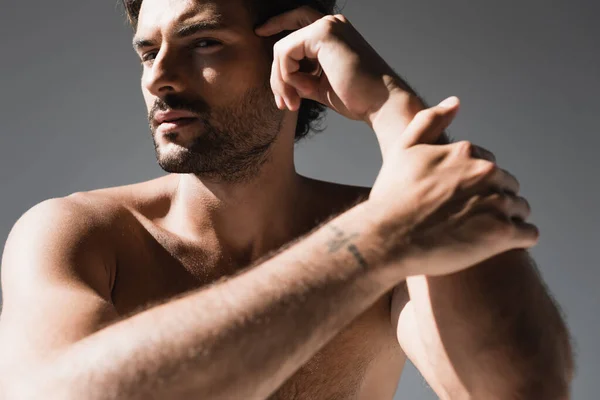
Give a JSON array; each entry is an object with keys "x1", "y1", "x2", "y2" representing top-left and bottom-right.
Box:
[{"x1": 148, "y1": 94, "x2": 211, "y2": 124}]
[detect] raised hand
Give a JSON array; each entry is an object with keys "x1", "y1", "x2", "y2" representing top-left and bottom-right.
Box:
[
  {"x1": 255, "y1": 6, "x2": 401, "y2": 122},
  {"x1": 369, "y1": 97, "x2": 538, "y2": 277}
]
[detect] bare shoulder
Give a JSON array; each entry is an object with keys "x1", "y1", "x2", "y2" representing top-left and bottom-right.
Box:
[
  {"x1": 1, "y1": 174, "x2": 177, "y2": 312},
  {"x1": 4, "y1": 174, "x2": 173, "y2": 253},
  {"x1": 0, "y1": 177, "x2": 179, "y2": 381},
  {"x1": 0, "y1": 193, "x2": 125, "y2": 380},
  {"x1": 5, "y1": 192, "x2": 123, "y2": 256},
  {"x1": 1, "y1": 191, "x2": 128, "y2": 305}
]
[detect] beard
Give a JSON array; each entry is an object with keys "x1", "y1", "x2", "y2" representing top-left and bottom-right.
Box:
[{"x1": 148, "y1": 81, "x2": 284, "y2": 184}]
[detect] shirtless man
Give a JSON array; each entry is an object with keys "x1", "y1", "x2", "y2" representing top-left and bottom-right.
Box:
[{"x1": 0, "y1": 0, "x2": 573, "y2": 399}]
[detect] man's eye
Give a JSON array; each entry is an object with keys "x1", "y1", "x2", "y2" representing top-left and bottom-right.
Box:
[
  {"x1": 194, "y1": 39, "x2": 221, "y2": 49},
  {"x1": 140, "y1": 40, "x2": 221, "y2": 64},
  {"x1": 141, "y1": 51, "x2": 158, "y2": 63}
]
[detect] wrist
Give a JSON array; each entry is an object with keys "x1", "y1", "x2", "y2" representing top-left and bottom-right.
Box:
[
  {"x1": 365, "y1": 88, "x2": 425, "y2": 161},
  {"x1": 358, "y1": 199, "x2": 415, "y2": 282},
  {"x1": 320, "y1": 201, "x2": 409, "y2": 287}
]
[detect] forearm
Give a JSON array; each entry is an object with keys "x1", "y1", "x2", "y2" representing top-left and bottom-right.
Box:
[
  {"x1": 407, "y1": 250, "x2": 573, "y2": 398},
  {"x1": 22, "y1": 202, "x2": 404, "y2": 400},
  {"x1": 369, "y1": 87, "x2": 573, "y2": 397},
  {"x1": 366, "y1": 74, "x2": 442, "y2": 160}
]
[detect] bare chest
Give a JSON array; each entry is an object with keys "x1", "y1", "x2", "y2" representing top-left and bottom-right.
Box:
[{"x1": 110, "y1": 218, "x2": 404, "y2": 399}]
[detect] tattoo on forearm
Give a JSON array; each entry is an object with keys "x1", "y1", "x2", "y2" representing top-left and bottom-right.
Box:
[
  {"x1": 346, "y1": 244, "x2": 369, "y2": 270},
  {"x1": 326, "y1": 224, "x2": 369, "y2": 270},
  {"x1": 326, "y1": 224, "x2": 358, "y2": 252}
]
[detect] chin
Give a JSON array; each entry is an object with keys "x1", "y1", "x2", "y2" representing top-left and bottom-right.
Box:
[{"x1": 155, "y1": 145, "x2": 198, "y2": 173}]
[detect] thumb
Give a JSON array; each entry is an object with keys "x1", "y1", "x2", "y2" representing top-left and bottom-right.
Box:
[{"x1": 398, "y1": 96, "x2": 460, "y2": 149}]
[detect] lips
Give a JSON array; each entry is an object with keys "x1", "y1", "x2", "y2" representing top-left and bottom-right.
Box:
[
  {"x1": 162, "y1": 117, "x2": 196, "y2": 124},
  {"x1": 155, "y1": 110, "x2": 199, "y2": 125},
  {"x1": 157, "y1": 117, "x2": 199, "y2": 133},
  {"x1": 152, "y1": 109, "x2": 200, "y2": 134}
]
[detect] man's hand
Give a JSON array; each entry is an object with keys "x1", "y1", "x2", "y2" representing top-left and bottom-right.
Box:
[
  {"x1": 370, "y1": 97, "x2": 539, "y2": 278},
  {"x1": 255, "y1": 6, "x2": 401, "y2": 122}
]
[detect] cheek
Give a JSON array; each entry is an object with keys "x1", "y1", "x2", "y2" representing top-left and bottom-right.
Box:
[
  {"x1": 200, "y1": 57, "x2": 265, "y2": 104},
  {"x1": 202, "y1": 67, "x2": 219, "y2": 84},
  {"x1": 213, "y1": 45, "x2": 271, "y2": 84}
]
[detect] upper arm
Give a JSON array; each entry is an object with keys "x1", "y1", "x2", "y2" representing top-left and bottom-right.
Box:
[
  {"x1": 0, "y1": 196, "x2": 120, "y2": 385},
  {"x1": 390, "y1": 251, "x2": 572, "y2": 399}
]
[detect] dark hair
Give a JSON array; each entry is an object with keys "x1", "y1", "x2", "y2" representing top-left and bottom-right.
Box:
[{"x1": 122, "y1": 0, "x2": 338, "y2": 142}]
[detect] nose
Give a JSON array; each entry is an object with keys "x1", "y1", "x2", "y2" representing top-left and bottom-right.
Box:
[{"x1": 142, "y1": 46, "x2": 187, "y2": 96}]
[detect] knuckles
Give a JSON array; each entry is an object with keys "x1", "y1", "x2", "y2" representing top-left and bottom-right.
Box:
[
  {"x1": 271, "y1": 14, "x2": 340, "y2": 57},
  {"x1": 315, "y1": 16, "x2": 338, "y2": 36},
  {"x1": 272, "y1": 39, "x2": 285, "y2": 55},
  {"x1": 270, "y1": 10, "x2": 351, "y2": 67},
  {"x1": 316, "y1": 14, "x2": 350, "y2": 37},
  {"x1": 333, "y1": 14, "x2": 349, "y2": 23},
  {"x1": 454, "y1": 140, "x2": 474, "y2": 158},
  {"x1": 489, "y1": 192, "x2": 512, "y2": 211},
  {"x1": 472, "y1": 159, "x2": 497, "y2": 180}
]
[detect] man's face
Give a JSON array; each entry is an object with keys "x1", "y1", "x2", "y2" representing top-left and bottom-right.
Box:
[{"x1": 134, "y1": 0, "x2": 284, "y2": 182}]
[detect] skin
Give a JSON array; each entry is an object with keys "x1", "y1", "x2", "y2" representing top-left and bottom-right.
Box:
[{"x1": 0, "y1": 0, "x2": 572, "y2": 399}]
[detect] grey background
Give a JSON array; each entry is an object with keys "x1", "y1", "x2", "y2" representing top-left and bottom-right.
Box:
[{"x1": 0, "y1": 0, "x2": 598, "y2": 398}]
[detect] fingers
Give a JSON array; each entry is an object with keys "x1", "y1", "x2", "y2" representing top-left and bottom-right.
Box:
[
  {"x1": 467, "y1": 157, "x2": 520, "y2": 196},
  {"x1": 490, "y1": 192, "x2": 539, "y2": 247},
  {"x1": 511, "y1": 219, "x2": 540, "y2": 248},
  {"x1": 255, "y1": 6, "x2": 325, "y2": 36},
  {"x1": 257, "y1": 6, "x2": 326, "y2": 110},
  {"x1": 483, "y1": 192, "x2": 531, "y2": 221},
  {"x1": 398, "y1": 97, "x2": 460, "y2": 149},
  {"x1": 450, "y1": 143, "x2": 527, "y2": 230},
  {"x1": 271, "y1": 53, "x2": 301, "y2": 110},
  {"x1": 479, "y1": 154, "x2": 520, "y2": 197},
  {"x1": 270, "y1": 20, "x2": 328, "y2": 110},
  {"x1": 453, "y1": 142, "x2": 517, "y2": 195},
  {"x1": 472, "y1": 192, "x2": 539, "y2": 248},
  {"x1": 489, "y1": 166, "x2": 520, "y2": 196}
]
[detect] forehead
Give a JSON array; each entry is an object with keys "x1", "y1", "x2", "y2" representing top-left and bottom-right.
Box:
[{"x1": 136, "y1": 0, "x2": 252, "y2": 33}]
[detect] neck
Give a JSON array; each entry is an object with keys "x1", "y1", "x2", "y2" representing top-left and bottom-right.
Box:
[{"x1": 165, "y1": 115, "x2": 306, "y2": 262}]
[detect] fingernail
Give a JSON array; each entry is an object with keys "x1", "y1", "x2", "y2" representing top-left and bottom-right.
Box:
[{"x1": 439, "y1": 96, "x2": 458, "y2": 108}]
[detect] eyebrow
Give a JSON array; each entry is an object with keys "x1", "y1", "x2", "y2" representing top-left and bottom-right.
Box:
[{"x1": 132, "y1": 19, "x2": 229, "y2": 51}]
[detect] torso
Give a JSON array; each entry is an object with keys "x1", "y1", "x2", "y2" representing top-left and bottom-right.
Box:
[{"x1": 84, "y1": 174, "x2": 407, "y2": 399}]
